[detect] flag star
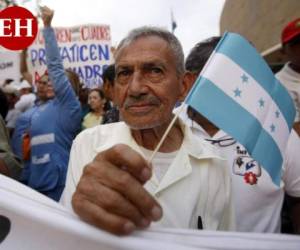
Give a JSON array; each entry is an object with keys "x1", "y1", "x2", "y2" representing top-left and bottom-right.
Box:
[
  {"x1": 258, "y1": 98, "x2": 265, "y2": 108},
  {"x1": 241, "y1": 73, "x2": 249, "y2": 83},
  {"x1": 275, "y1": 110, "x2": 280, "y2": 118},
  {"x1": 234, "y1": 88, "x2": 242, "y2": 97},
  {"x1": 270, "y1": 124, "x2": 276, "y2": 133}
]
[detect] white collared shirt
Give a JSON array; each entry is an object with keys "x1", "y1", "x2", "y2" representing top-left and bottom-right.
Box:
[
  {"x1": 60, "y1": 121, "x2": 234, "y2": 231},
  {"x1": 276, "y1": 63, "x2": 300, "y2": 122},
  {"x1": 175, "y1": 104, "x2": 300, "y2": 233}
]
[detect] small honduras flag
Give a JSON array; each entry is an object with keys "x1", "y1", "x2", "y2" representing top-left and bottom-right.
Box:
[{"x1": 185, "y1": 32, "x2": 296, "y2": 186}]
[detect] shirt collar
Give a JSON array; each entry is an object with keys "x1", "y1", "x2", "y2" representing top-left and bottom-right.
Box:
[{"x1": 94, "y1": 119, "x2": 225, "y2": 160}]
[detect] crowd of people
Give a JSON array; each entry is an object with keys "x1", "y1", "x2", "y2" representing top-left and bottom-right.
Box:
[{"x1": 0, "y1": 6, "x2": 300, "y2": 237}]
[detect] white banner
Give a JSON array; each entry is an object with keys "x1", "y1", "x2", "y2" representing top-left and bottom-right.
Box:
[
  {"x1": 0, "y1": 50, "x2": 20, "y2": 87},
  {"x1": 28, "y1": 25, "x2": 112, "y2": 89},
  {"x1": 0, "y1": 174, "x2": 300, "y2": 250}
]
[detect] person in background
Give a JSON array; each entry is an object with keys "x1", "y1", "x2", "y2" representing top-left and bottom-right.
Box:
[
  {"x1": 12, "y1": 6, "x2": 81, "y2": 201},
  {"x1": 14, "y1": 79, "x2": 36, "y2": 113},
  {"x1": 0, "y1": 116, "x2": 22, "y2": 180},
  {"x1": 2, "y1": 83, "x2": 20, "y2": 136},
  {"x1": 177, "y1": 36, "x2": 300, "y2": 234},
  {"x1": 61, "y1": 26, "x2": 234, "y2": 235},
  {"x1": 78, "y1": 84, "x2": 90, "y2": 120},
  {"x1": 276, "y1": 17, "x2": 300, "y2": 136},
  {"x1": 0, "y1": 89, "x2": 9, "y2": 120},
  {"x1": 0, "y1": 94, "x2": 22, "y2": 179},
  {"x1": 12, "y1": 71, "x2": 55, "y2": 160},
  {"x1": 82, "y1": 89, "x2": 106, "y2": 130},
  {"x1": 20, "y1": 49, "x2": 33, "y2": 85},
  {"x1": 101, "y1": 64, "x2": 120, "y2": 124}
]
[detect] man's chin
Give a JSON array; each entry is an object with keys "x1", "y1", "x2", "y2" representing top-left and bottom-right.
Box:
[{"x1": 124, "y1": 117, "x2": 170, "y2": 130}]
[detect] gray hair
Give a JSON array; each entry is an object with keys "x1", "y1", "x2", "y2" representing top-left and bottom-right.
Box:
[{"x1": 116, "y1": 26, "x2": 185, "y2": 76}]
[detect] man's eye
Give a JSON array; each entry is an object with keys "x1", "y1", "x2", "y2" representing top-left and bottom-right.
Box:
[
  {"x1": 117, "y1": 71, "x2": 126, "y2": 76},
  {"x1": 151, "y1": 67, "x2": 163, "y2": 74},
  {"x1": 116, "y1": 70, "x2": 132, "y2": 84},
  {"x1": 117, "y1": 70, "x2": 131, "y2": 77}
]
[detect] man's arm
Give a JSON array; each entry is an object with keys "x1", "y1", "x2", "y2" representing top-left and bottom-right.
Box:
[
  {"x1": 20, "y1": 49, "x2": 33, "y2": 84},
  {"x1": 40, "y1": 7, "x2": 80, "y2": 112},
  {"x1": 71, "y1": 143, "x2": 162, "y2": 235}
]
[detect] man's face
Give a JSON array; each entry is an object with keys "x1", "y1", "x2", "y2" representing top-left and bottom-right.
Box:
[{"x1": 114, "y1": 36, "x2": 186, "y2": 129}]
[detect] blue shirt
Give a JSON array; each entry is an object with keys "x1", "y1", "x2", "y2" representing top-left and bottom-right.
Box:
[{"x1": 13, "y1": 27, "x2": 81, "y2": 201}]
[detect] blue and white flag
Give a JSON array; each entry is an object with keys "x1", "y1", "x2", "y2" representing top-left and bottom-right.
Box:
[{"x1": 185, "y1": 32, "x2": 296, "y2": 186}]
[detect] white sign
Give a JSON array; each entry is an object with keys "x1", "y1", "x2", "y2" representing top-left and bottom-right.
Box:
[
  {"x1": 0, "y1": 50, "x2": 20, "y2": 86},
  {"x1": 28, "y1": 24, "x2": 112, "y2": 89}
]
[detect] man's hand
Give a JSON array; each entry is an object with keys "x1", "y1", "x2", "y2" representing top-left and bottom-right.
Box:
[
  {"x1": 40, "y1": 6, "x2": 54, "y2": 27},
  {"x1": 72, "y1": 144, "x2": 163, "y2": 235}
]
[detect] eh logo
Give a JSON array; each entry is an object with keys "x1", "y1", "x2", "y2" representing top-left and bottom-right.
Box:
[{"x1": 0, "y1": 6, "x2": 38, "y2": 50}]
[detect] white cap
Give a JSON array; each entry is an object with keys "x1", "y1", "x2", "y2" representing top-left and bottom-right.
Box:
[
  {"x1": 17, "y1": 80, "x2": 32, "y2": 90},
  {"x1": 1, "y1": 84, "x2": 18, "y2": 95}
]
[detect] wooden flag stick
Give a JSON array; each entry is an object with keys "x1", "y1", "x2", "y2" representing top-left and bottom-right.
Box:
[{"x1": 148, "y1": 103, "x2": 186, "y2": 163}]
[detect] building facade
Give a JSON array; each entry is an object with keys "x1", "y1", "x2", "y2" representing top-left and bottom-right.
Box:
[{"x1": 220, "y1": 0, "x2": 300, "y2": 67}]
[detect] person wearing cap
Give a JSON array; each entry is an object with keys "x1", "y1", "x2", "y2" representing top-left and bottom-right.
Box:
[
  {"x1": 14, "y1": 79, "x2": 36, "y2": 113},
  {"x1": 1, "y1": 82, "x2": 21, "y2": 136},
  {"x1": 276, "y1": 17, "x2": 300, "y2": 136}
]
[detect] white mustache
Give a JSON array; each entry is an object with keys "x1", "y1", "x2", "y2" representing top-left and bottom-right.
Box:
[{"x1": 124, "y1": 95, "x2": 161, "y2": 109}]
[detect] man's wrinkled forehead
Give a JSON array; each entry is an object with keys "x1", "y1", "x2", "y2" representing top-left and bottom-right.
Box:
[
  {"x1": 115, "y1": 36, "x2": 174, "y2": 70},
  {"x1": 115, "y1": 35, "x2": 169, "y2": 60}
]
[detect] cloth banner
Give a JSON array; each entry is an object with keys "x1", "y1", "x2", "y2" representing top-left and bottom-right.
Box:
[{"x1": 0, "y1": 174, "x2": 300, "y2": 250}]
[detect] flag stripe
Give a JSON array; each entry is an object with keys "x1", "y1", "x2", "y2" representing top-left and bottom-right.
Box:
[
  {"x1": 215, "y1": 33, "x2": 295, "y2": 128},
  {"x1": 251, "y1": 131, "x2": 282, "y2": 185},
  {"x1": 186, "y1": 76, "x2": 282, "y2": 185},
  {"x1": 201, "y1": 53, "x2": 289, "y2": 155}
]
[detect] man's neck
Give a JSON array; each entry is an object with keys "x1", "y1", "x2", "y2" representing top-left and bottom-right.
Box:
[{"x1": 131, "y1": 120, "x2": 183, "y2": 153}]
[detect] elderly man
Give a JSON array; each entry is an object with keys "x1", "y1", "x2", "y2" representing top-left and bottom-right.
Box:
[{"x1": 61, "y1": 27, "x2": 234, "y2": 235}]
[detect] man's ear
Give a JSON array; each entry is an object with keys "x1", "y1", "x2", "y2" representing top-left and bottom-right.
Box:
[{"x1": 178, "y1": 72, "x2": 198, "y2": 102}]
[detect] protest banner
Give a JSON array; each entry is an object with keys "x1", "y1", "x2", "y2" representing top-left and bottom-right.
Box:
[
  {"x1": 0, "y1": 174, "x2": 300, "y2": 250},
  {"x1": 0, "y1": 49, "x2": 21, "y2": 86},
  {"x1": 28, "y1": 24, "x2": 112, "y2": 89}
]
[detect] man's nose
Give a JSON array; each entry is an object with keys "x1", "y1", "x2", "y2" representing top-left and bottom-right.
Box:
[{"x1": 128, "y1": 71, "x2": 148, "y2": 96}]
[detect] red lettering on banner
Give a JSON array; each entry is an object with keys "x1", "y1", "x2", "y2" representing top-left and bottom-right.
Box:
[
  {"x1": 80, "y1": 26, "x2": 110, "y2": 41},
  {"x1": 56, "y1": 28, "x2": 72, "y2": 43}
]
